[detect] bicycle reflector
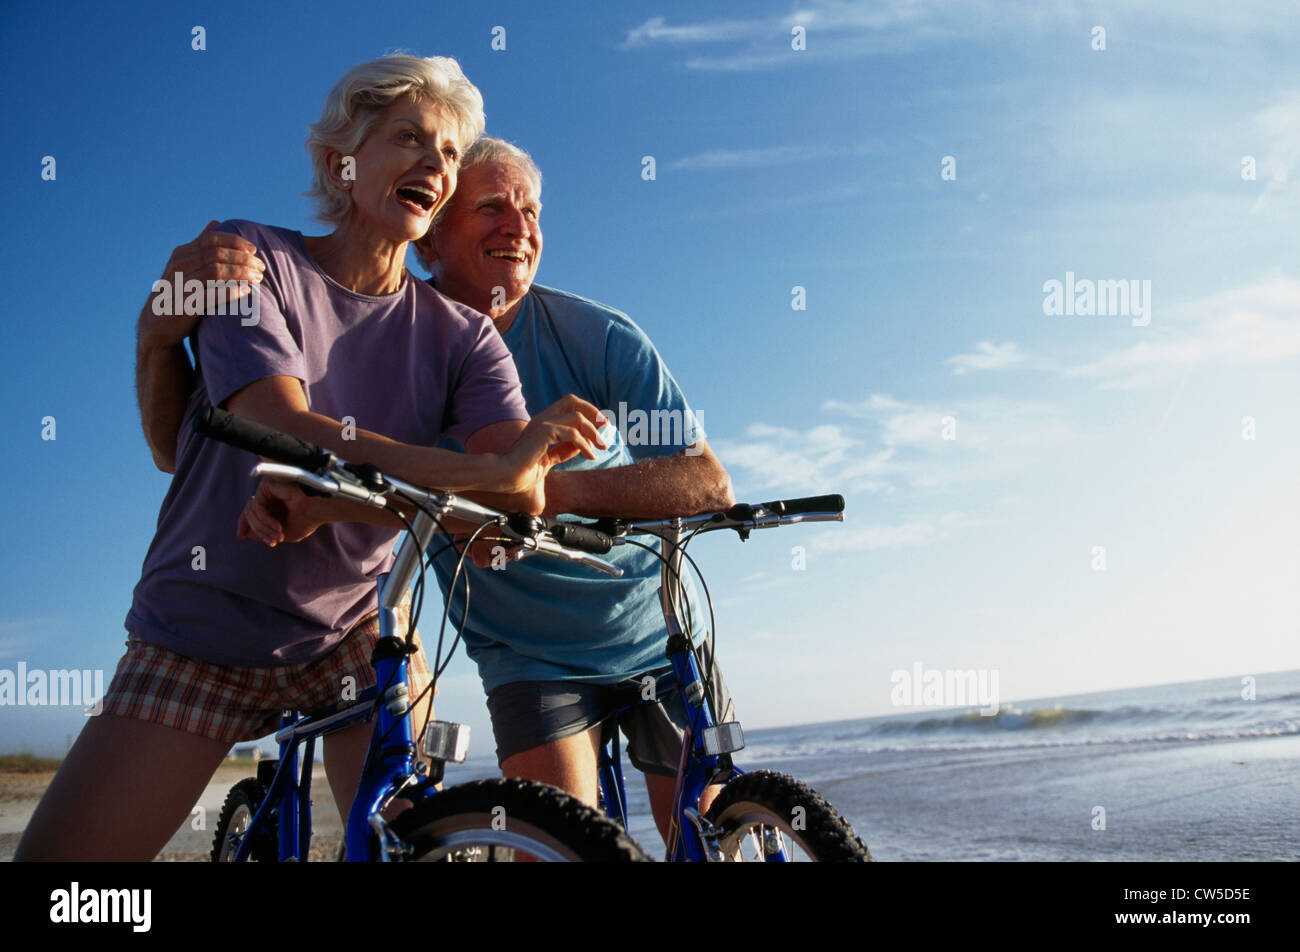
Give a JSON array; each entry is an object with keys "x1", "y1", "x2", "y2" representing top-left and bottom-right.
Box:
[
  {"x1": 422, "y1": 721, "x2": 471, "y2": 763},
  {"x1": 701, "y1": 722, "x2": 745, "y2": 756}
]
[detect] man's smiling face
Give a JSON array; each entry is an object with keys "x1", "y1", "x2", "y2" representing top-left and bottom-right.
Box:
[{"x1": 428, "y1": 159, "x2": 542, "y2": 322}]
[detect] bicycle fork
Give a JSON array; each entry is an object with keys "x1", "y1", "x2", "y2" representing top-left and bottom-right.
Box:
[{"x1": 655, "y1": 520, "x2": 750, "y2": 861}]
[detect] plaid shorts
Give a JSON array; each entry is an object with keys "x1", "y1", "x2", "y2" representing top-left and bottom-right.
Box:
[{"x1": 100, "y1": 605, "x2": 433, "y2": 746}]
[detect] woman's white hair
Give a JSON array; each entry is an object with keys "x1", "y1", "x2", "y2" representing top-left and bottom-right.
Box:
[
  {"x1": 305, "y1": 53, "x2": 486, "y2": 225},
  {"x1": 414, "y1": 136, "x2": 543, "y2": 273}
]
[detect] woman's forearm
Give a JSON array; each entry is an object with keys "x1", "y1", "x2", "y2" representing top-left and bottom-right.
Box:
[{"x1": 225, "y1": 375, "x2": 514, "y2": 493}]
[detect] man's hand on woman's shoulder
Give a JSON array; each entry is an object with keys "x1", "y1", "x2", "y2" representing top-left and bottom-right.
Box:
[{"x1": 136, "y1": 221, "x2": 265, "y2": 351}]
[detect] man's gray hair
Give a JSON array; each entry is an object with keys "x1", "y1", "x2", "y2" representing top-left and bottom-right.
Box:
[
  {"x1": 414, "y1": 136, "x2": 543, "y2": 273},
  {"x1": 305, "y1": 53, "x2": 486, "y2": 225}
]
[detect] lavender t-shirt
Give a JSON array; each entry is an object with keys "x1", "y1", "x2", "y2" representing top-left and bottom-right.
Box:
[{"x1": 125, "y1": 220, "x2": 529, "y2": 667}]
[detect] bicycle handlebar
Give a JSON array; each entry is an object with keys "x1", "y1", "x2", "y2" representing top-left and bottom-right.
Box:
[
  {"x1": 558, "y1": 493, "x2": 846, "y2": 543},
  {"x1": 742, "y1": 494, "x2": 845, "y2": 518},
  {"x1": 547, "y1": 521, "x2": 615, "y2": 555},
  {"x1": 195, "y1": 406, "x2": 334, "y2": 472},
  {"x1": 193, "y1": 405, "x2": 623, "y2": 576}
]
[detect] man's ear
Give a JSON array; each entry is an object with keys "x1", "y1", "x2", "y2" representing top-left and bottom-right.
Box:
[
  {"x1": 414, "y1": 231, "x2": 437, "y2": 261},
  {"x1": 412, "y1": 232, "x2": 439, "y2": 275}
]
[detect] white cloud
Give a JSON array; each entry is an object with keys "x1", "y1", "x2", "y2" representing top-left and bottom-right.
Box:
[
  {"x1": 935, "y1": 278, "x2": 1300, "y2": 391},
  {"x1": 714, "y1": 394, "x2": 1073, "y2": 501},
  {"x1": 620, "y1": 15, "x2": 769, "y2": 48},
  {"x1": 944, "y1": 340, "x2": 1030, "y2": 375},
  {"x1": 814, "y1": 511, "x2": 983, "y2": 553},
  {"x1": 668, "y1": 141, "x2": 880, "y2": 172},
  {"x1": 823, "y1": 395, "x2": 1073, "y2": 451},
  {"x1": 620, "y1": 0, "x2": 971, "y2": 70},
  {"x1": 716, "y1": 421, "x2": 894, "y2": 495},
  {"x1": 0, "y1": 618, "x2": 64, "y2": 659},
  {"x1": 816, "y1": 520, "x2": 935, "y2": 551},
  {"x1": 1248, "y1": 91, "x2": 1300, "y2": 213},
  {"x1": 0, "y1": 638, "x2": 32, "y2": 660},
  {"x1": 1065, "y1": 276, "x2": 1300, "y2": 389},
  {"x1": 623, "y1": 2, "x2": 1294, "y2": 71}
]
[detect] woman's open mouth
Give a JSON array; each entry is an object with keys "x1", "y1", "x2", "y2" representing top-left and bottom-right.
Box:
[{"x1": 395, "y1": 185, "x2": 438, "y2": 214}]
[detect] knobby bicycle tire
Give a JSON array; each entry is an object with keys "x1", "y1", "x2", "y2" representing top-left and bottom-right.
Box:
[
  {"x1": 704, "y1": 770, "x2": 871, "y2": 862},
  {"x1": 388, "y1": 778, "x2": 651, "y2": 862},
  {"x1": 211, "y1": 777, "x2": 279, "y2": 862}
]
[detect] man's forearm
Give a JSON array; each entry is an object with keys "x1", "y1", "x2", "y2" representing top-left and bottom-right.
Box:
[
  {"x1": 135, "y1": 340, "x2": 194, "y2": 474},
  {"x1": 546, "y1": 445, "x2": 734, "y2": 519}
]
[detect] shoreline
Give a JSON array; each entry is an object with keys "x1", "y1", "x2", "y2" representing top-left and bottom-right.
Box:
[{"x1": 4, "y1": 731, "x2": 1296, "y2": 861}]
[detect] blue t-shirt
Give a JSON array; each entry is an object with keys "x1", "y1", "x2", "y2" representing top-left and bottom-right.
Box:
[{"x1": 429, "y1": 284, "x2": 708, "y2": 692}]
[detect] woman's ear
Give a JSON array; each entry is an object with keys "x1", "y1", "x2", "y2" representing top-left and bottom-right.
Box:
[{"x1": 325, "y1": 149, "x2": 353, "y2": 190}]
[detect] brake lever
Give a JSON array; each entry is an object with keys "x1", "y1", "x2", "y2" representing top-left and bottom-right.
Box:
[{"x1": 249, "y1": 463, "x2": 388, "y2": 509}]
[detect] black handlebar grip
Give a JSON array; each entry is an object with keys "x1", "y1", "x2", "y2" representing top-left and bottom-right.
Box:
[
  {"x1": 549, "y1": 522, "x2": 614, "y2": 555},
  {"x1": 194, "y1": 406, "x2": 333, "y2": 471},
  {"x1": 761, "y1": 494, "x2": 846, "y2": 516}
]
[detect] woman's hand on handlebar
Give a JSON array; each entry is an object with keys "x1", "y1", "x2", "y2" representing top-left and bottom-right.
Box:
[
  {"x1": 237, "y1": 476, "x2": 324, "y2": 547},
  {"x1": 494, "y1": 395, "x2": 607, "y2": 506}
]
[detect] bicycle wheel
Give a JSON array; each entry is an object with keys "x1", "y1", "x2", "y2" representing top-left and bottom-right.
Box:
[
  {"x1": 704, "y1": 770, "x2": 871, "y2": 862},
  {"x1": 389, "y1": 778, "x2": 650, "y2": 862},
  {"x1": 211, "y1": 778, "x2": 279, "y2": 862}
]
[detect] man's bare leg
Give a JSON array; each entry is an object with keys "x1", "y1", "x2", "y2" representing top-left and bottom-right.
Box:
[
  {"x1": 644, "y1": 773, "x2": 721, "y2": 847},
  {"x1": 499, "y1": 728, "x2": 602, "y2": 806}
]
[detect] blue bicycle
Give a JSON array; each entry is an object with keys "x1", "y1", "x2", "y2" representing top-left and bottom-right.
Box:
[
  {"x1": 197, "y1": 408, "x2": 649, "y2": 862},
  {"x1": 567, "y1": 497, "x2": 873, "y2": 862}
]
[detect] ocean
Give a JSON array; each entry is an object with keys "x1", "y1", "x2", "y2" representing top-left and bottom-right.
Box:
[{"x1": 600, "y1": 669, "x2": 1300, "y2": 860}]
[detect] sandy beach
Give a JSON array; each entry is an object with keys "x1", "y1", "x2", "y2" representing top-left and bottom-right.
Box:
[{"x1": 0, "y1": 764, "x2": 345, "y2": 862}]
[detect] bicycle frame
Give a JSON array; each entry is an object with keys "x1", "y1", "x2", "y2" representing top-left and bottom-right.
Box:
[
  {"x1": 230, "y1": 509, "x2": 445, "y2": 862},
  {"x1": 593, "y1": 498, "x2": 848, "y2": 861},
  {"x1": 595, "y1": 518, "x2": 759, "y2": 862},
  {"x1": 198, "y1": 409, "x2": 629, "y2": 863},
  {"x1": 594, "y1": 641, "x2": 749, "y2": 862}
]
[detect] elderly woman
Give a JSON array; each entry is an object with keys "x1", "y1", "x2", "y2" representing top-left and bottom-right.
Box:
[
  {"x1": 141, "y1": 137, "x2": 737, "y2": 849},
  {"x1": 16, "y1": 54, "x2": 603, "y2": 861}
]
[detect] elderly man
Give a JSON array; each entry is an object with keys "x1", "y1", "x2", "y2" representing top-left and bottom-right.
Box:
[
  {"x1": 137, "y1": 137, "x2": 734, "y2": 843},
  {"x1": 415, "y1": 138, "x2": 735, "y2": 838}
]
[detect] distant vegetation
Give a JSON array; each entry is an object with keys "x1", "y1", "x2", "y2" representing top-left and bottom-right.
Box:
[
  {"x1": 0, "y1": 752, "x2": 262, "y2": 771},
  {"x1": 0, "y1": 752, "x2": 62, "y2": 772}
]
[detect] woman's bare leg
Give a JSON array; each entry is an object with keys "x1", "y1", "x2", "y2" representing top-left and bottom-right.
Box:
[
  {"x1": 15, "y1": 714, "x2": 230, "y2": 861},
  {"x1": 323, "y1": 720, "x2": 374, "y2": 824}
]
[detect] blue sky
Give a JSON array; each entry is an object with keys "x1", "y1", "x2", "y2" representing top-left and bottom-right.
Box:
[{"x1": 2, "y1": 0, "x2": 1297, "y2": 755}]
